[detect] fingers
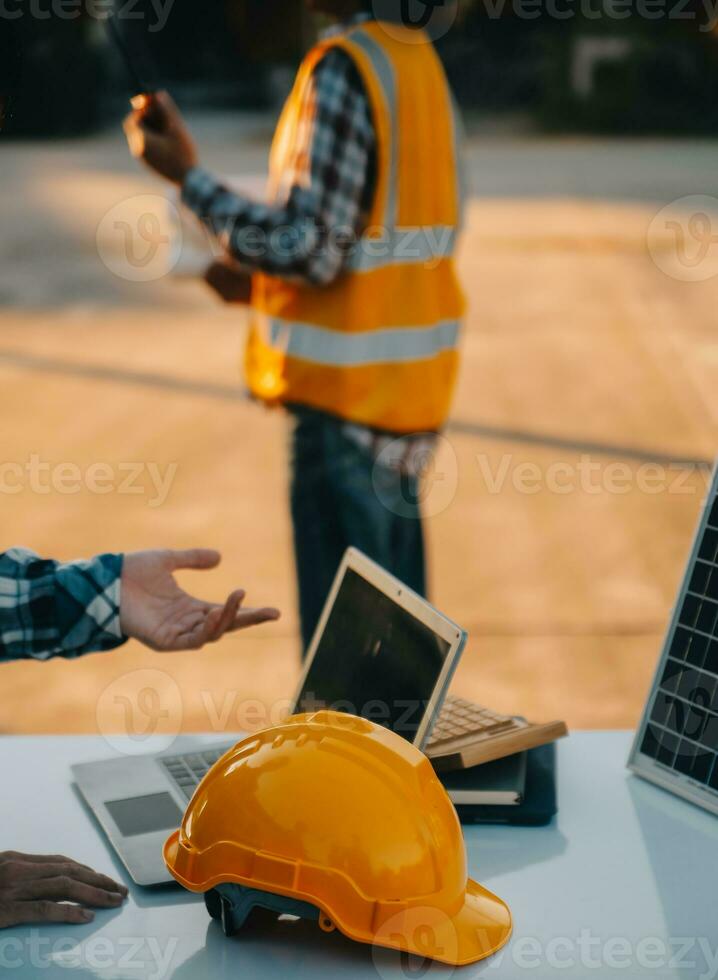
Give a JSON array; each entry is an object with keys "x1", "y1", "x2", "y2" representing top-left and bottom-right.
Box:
[
  {"x1": 14, "y1": 877, "x2": 125, "y2": 909},
  {"x1": 209, "y1": 590, "x2": 245, "y2": 642},
  {"x1": 130, "y1": 90, "x2": 174, "y2": 131},
  {"x1": 230, "y1": 606, "x2": 282, "y2": 632},
  {"x1": 123, "y1": 91, "x2": 169, "y2": 156},
  {"x1": 180, "y1": 597, "x2": 239, "y2": 649},
  {"x1": 52, "y1": 863, "x2": 128, "y2": 898},
  {"x1": 3, "y1": 852, "x2": 91, "y2": 868},
  {"x1": 206, "y1": 594, "x2": 279, "y2": 641},
  {"x1": 129, "y1": 92, "x2": 152, "y2": 112},
  {"x1": 172, "y1": 615, "x2": 219, "y2": 651},
  {"x1": 169, "y1": 549, "x2": 222, "y2": 572},
  {"x1": 0, "y1": 857, "x2": 128, "y2": 930},
  {"x1": 0, "y1": 901, "x2": 95, "y2": 927},
  {"x1": 168, "y1": 596, "x2": 279, "y2": 651},
  {"x1": 0, "y1": 856, "x2": 128, "y2": 895},
  {"x1": 122, "y1": 111, "x2": 146, "y2": 159}
]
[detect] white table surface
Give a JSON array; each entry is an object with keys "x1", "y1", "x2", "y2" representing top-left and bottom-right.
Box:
[{"x1": 1, "y1": 732, "x2": 716, "y2": 980}]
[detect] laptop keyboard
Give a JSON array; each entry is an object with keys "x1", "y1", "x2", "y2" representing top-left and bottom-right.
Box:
[
  {"x1": 427, "y1": 695, "x2": 522, "y2": 749},
  {"x1": 160, "y1": 745, "x2": 234, "y2": 800},
  {"x1": 161, "y1": 697, "x2": 522, "y2": 800}
]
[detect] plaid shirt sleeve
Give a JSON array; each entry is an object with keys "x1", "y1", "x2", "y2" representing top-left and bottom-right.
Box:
[
  {"x1": 0, "y1": 548, "x2": 126, "y2": 662},
  {"x1": 181, "y1": 47, "x2": 376, "y2": 287}
]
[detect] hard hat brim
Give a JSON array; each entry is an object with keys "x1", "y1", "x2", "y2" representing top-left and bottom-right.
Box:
[
  {"x1": 371, "y1": 878, "x2": 512, "y2": 967},
  {"x1": 451, "y1": 878, "x2": 513, "y2": 964},
  {"x1": 165, "y1": 831, "x2": 511, "y2": 967}
]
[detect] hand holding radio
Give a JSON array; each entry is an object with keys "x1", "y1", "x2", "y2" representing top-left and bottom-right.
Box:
[{"x1": 123, "y1": 91, "x2": 198, "y2": 186}]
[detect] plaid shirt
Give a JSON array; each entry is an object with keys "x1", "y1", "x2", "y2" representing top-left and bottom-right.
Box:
[
  {"x1": 182, "y1": 13, "x2": 377, "y2": 287},
  {"x1": 0, "y1": 549, "x2": 125, "y2": 663}
]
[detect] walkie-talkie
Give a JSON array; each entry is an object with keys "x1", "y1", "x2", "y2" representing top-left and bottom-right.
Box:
[
  {"x1": 107, "y1": 14, "x2": 154, "y2": 96},
  {"x1": 106, "y1": 11, "x2": 164, "y2": 128},
  {"x1": 106, "y1": 8, "x2": 166, "y2": 97}
]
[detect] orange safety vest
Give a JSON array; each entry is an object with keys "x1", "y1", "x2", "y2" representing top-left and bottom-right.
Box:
[{"x1": 246, "y1": 19, "x2": 465, "y2": 434}]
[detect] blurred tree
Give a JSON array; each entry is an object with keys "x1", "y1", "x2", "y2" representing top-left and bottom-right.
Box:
[
  {"x1": 1, "y1": 19, "x2": 101, "y2": 137},
  {"x1": 538, "y1": 20, "x2": 718, "y2": 133},
  {"x1": 0, "y1": 22, "x2": 22, "y2": 133},
  {"x1": 440, "y1": 0, "x2": 718, "y2": 133}
]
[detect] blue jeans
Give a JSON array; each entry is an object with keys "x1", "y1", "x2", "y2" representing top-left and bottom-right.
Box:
[{"x1": 290, "y1": 408, "x2": 426, "y2": 656}]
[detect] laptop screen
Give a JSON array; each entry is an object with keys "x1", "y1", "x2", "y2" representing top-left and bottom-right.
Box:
[{"x1": 295, "y1": 567, "x2": 451, "y2": 742}]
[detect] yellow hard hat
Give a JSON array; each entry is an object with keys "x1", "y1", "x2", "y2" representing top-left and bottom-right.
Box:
[{"x1": 164, "y1": 711, "x2": 512, "y2": 966}]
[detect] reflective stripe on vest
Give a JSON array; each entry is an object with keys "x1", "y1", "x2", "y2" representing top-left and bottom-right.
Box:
[
  {"x1": 345, "y1": 227, "x2": 459, "y2": 273},
  {"x1": 348, "y1": 28, "x2": 399, "y2": 231},
  {"x1": 267, "y1": 317, "x2": 461, "y2": 367}
]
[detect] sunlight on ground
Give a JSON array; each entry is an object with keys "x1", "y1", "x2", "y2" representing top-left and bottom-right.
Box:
[{"x1": 1, "y1": 137, "x2": 717, "y2": 735}]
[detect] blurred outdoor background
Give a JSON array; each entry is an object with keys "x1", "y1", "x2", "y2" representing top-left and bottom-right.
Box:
[{"x1": 1, "y1": 0, "x2": 717, "y2": 738}]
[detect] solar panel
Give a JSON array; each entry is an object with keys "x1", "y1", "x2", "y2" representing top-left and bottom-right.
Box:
[{"x1": 628, "y1": 464, "x2": 718, "y2": 816}]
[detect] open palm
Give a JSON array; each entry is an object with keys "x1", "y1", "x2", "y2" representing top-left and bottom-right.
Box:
[{"x1": 119, "y1": 549, "x2": 280, "y2": 652}]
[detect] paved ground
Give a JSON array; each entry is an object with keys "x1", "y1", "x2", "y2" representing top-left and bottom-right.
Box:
[{"x1": 1, "y1": 116, "x2": 717, "y2": 737}]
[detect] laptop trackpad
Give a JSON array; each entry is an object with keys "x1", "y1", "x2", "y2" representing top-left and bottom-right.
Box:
[{"x1": 105, "y1": 793, "x2": 184, "y2": 838}]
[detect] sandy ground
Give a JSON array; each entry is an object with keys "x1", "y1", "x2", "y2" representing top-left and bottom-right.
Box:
[{"x1": 1, "y1": 117, "x2": 717, "y2": 737}]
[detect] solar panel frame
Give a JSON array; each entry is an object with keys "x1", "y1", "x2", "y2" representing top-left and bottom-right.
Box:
[{"x1": 628, "y1": 463, "x2": 718, "y2": 817}]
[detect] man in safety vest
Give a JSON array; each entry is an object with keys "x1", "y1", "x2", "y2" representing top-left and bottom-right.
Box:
[{"x1": 124, "y1": 0, "x2": 465, "y2": 653}]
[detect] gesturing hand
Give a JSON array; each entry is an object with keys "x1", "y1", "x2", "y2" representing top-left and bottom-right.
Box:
[
  {"x1": 0, "y1": 852, "x2": 128, "y2": 928},
  {"x1": 120, "y1": 549, "x2": 280, "y2": 652}
]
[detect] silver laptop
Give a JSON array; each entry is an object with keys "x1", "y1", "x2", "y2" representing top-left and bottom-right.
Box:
[{"x1": 73, "y1": 547, "x2": 467, "y2": 886}]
